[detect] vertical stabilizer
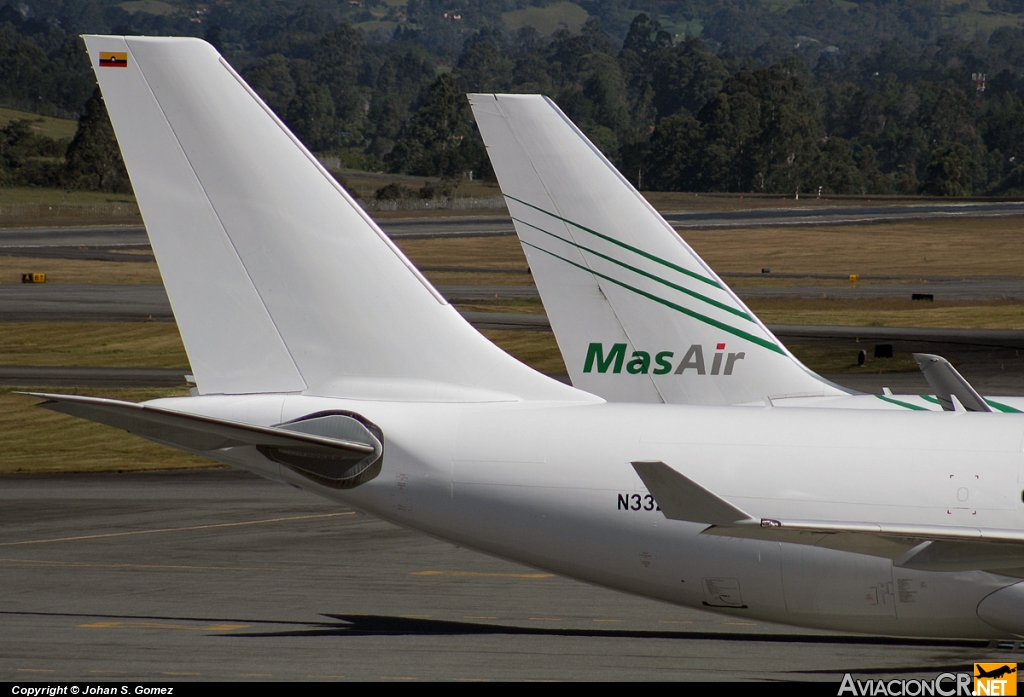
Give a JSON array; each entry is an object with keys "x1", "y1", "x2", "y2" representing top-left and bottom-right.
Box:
[
  {"x1": 84, "y1": 37, "x2": 582, "y2": 402},
  {"x1": 470, "y1": 93, "x2": 846, "y2": 405}
]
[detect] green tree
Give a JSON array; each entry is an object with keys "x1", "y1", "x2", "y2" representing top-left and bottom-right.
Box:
[
  {"x1": 857, "y1": 145, "x2": 894, "y2": 195},
  {"x1": 617, "y1": 14, "x2": 669, "y2": 132},
  {"x1": 696, "y1": 69, "x2": 823, "y2": 193},
  {"x1": 288, "y1": 83, "x2": 338, "y2": 151},
  {"x1": 387, "y1": 73, "x2": 485, "y2": 178},
  {"x1": 924, "y1": 143, "x2": 980, "y2": 196},
  {"x1": 642, "y1": 112, "x2": 703, "y2": 191},
  {"x1": 245, "y1": 54, "x2": 298, "y2": 118},
  {"x1": 511, "y1": 53, "x2": 553, "y2": 95},
  {"x1": 455, "y1": 31, "x2": 513, "y2": 92},
  {"x1": 815, "y1": 137, "x2": 862, "y2": 195},
  {"x1": 648, "y1": 38, "x2": 728, "y2": 119},
  {"x1": 63, "y1": 87, "x2": 131, "y2": 193},
  {"x1": 312, "y1": 24, "x2": 364, "y2": 124}
]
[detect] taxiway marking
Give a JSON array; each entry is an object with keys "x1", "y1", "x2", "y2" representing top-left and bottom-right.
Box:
[
  {"x1": 412, "y1": 570, "x2": 553, "y2": 578},
  {"x1": 0, "y1": 557, "x2": 280, "y2": 572},
  {"x1": 0, "y1": 511, "x2": 354, "y2": 547},
  {"x1": 80, "y1": 621, "x2": 247, "y2": 631}
]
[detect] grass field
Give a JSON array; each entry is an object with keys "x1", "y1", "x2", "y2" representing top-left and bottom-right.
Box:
[
  {"x1": 0, "y1": 323, "x2": 189, "y2": 368},
  {"x1": 787, "y1": 344, "x2": 919, "y2": 374},
  {"x1": 0, "y1": 107, "x2": 78, "y2": 141},
  {"x1": 396, "y1": 234, "x2": 529, "y2": 268},
  {"x1": 1, "y1": 387, "x2": 211, "y2": 474},
  {"x1": 641, "y1": 192, "x2": 943, "y2": 212},
  {"x1": 686, "y1": 218, "x2": 1024, "y2": 277},
  {"x1": 397, "y1": 215, "x2": 1024, "y2": 278},
  {"x1": 337, "y1": 170, "x2": 504, "y2": 201},
  {"x1": 502, "y1": 1, "x2": 589, "y2": 34},
  {"x1": 118, "y1": 0, "x2": 177, "y2": 15},
  {"x1": 749, "y1": 298, "x2": 1024, "y2": 330},
  {"x1": 0, "y1": 255, "x2": 162, "y2": 285},
  {"x1": 0, "y1": 187, "x2": 137, "y2": 205},
  {"x1": 422, "y1": 270, "x2": 535, "y2": 286}
]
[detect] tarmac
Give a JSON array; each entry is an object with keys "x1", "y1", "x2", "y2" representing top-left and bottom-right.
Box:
[{"x1": 0, "y1": 469, "x2": 1010, "y2": 682}]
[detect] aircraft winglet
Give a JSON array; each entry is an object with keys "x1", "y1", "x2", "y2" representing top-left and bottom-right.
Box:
[
  {"x1": 631, "y1": 461, "x2": 753, "y2": 525},
  {"x1": 914, "y1": 353, "x2": 992, "y2": 412}
]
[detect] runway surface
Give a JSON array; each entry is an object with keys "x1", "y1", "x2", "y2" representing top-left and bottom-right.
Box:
[
  {"x1": 0, "y1": 469, "x2": 1006, "y2": 682},
  {"x1": 737, "y1": 276, "x2": 1024, "y2": 301},
  {"x1": 438, "y1": 277, "x2": 1024, "y2": 302},
  {"x1": 3, "y1": 201, "x2": 1022, "y2": 251},
  {"x1": 0, "y1": 366, "x2": 189, "y2": 387},
  {"x1": 0, "y1": 225, "x2": 148, "y2": 247},
  {"x1": 662, "y1": 200, "x2": 1024, "y2": 229},
  {"x1": 0, "y1": 284, "x2": 173, "y2": 321},
  {"x1": 6, "y1": 275, "x2": 1024, "y2": 323}
]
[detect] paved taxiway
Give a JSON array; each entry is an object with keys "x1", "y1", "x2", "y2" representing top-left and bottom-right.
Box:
[
  {"x1": 1, "y1": 468, "x2": 1009, "y2": 682},
  {"x1": 3, "y1": 200, "x2": 1023, "y2": 251},
  {"x1": 0, "y1": 366, "x2": 188, "y2": 387},
  {"x1": 663, "y1": 200, "x2": 1024, "y2": 229},
  {"x1": 6, "y1": 275, "x2": 1024, "y2": 323}
]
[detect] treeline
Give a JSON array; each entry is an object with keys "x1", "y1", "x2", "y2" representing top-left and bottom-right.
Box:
[
  {"x1": 230, "y1": 10, "x2": 1024, "y2": 196},
  {"x1": 1, "y1": 88, "x2": 130, "y2": 191},
  {"x1": 3, "y1": 0, "x2": 1024, "y2": 195}
]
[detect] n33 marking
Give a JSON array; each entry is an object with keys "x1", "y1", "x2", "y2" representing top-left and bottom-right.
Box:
[{"x1": 618, "y1": 493, "x2": 661, "y2": 512}]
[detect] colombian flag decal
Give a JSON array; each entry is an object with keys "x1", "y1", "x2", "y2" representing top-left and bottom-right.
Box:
[{"x1": 99, "y1": 52, "x2": 128, "y2": 68}]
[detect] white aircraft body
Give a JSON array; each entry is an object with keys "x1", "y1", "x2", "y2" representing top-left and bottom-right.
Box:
[
  {"x1": 33, "y1": 36, "x2": 1024, "y2": 640},
  {"x1": 468, "y1": 93, "x2": 1024, "y2": 415}
]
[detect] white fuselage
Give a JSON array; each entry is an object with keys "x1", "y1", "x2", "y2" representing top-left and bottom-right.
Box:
[{"x1": 146, "y1": 393, "x2": 1024, "y2": 639}]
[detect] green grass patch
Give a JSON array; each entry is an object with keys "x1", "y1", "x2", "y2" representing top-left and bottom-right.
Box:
[
  {"x1": 118, "y1": 0, "x2": 178, "y2": 15},
  {"x1": 0, "y1": 187, "x2": 136, "y2": 205},
  {"x1": 424, "y1": 270, "x2": 534, "y2": 287},
  {"x1": 353, "y1": 19, "x2": 398, "y2": 32},
  {"x1": 0, "y1": 322, "x2": 189, "y2": 369},
  {"x1": 788, "y1": 344, "x2": 920, "y2": 374},
  {"x1": 397, "y1": 234, "x2": 527, "y2": 268},
  {"x1": 481, "y1": 329, "x2": 566, "y2": 376},
  {"x1": 455, "y1": 299, "x2": 546, "y2": 314},
  {"x1": 502, "y1": 1, "x2": 589, "y2": 34},
  {"x1": 686, "y1": 216, "x2": 1024, "y2": 278},
  {"x1": 0, "y1": 107, "x2": 78, "y2": 141},
  {"x1": 338, "y1": 169, "x2": 502, "y2": 202},
  {"x1": 941, "y1": 7, "x2": 1024, "y2": 34},
  {"x1": 748, "y1": 298, "x2": 1024, "y2": 330},
  {"x1": 1, "y1": 387, "x2": 214, "y2": 474},
  {"x1": 0, "y1": 256, "x2": 163, "y2": 285}
]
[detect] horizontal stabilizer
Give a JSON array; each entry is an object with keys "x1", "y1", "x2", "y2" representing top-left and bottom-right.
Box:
[
  {"x1": 27, "y1": 392, "x2": 383, "y2": 489},
  {"x1": 631, "y1": 461, "x2": 753, "y2": 525},
  {"x1": 914, "y1": 353, "x2": 992, "y2": 412}
]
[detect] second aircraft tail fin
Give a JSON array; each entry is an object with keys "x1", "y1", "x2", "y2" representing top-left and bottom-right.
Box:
[{"x1": 470, "y1": 93, "x2": 846, "y2": 405}]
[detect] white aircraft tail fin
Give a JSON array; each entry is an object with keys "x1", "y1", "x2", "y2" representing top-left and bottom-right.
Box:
[
  {"x1": 469, "y1": 93, "x2": 846, "y2": 405},
  {"x1": 84, "y1": 37, "x2": 581, "y2": 401}
]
